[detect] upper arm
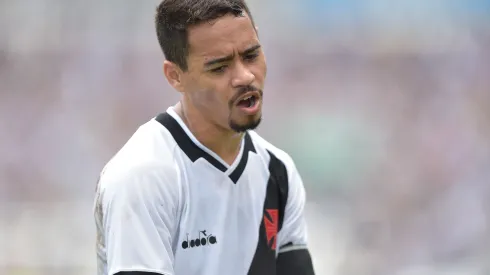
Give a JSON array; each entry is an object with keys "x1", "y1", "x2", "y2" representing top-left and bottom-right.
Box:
[
  {"x1": 277, "y1": 159, "x2": 308, "y2": 251},
  {"x1": 276, "y1": 158, "x2": 315, "y2": 275},
  {"x1": 96, "y1": 162, "x2": 179, "y2": 275}
]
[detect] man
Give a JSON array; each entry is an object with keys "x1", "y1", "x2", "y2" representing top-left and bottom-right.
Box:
[{"x1": 94, "y1": 0, "x2": 315, "y2": 274}]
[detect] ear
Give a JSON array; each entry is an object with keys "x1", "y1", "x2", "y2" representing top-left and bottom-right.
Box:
[{"x1": 163, "y1": 60, "x2": 184, "y2": 92}]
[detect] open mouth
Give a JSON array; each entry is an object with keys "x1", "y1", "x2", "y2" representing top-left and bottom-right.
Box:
[
  {"x1": 234, "y1": 91, "x2": 261, "y2": 115},
  {"x1": 237, "y1": 95, "x2": 257, "y2": 108}
]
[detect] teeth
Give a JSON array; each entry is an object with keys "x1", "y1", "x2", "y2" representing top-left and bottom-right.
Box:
[{"x1": 242, "y1": 96, "x2": 252, "y2": 101}]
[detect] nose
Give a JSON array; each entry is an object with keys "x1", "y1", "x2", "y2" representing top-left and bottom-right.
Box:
[{"x1": 231, "y1": 62, "x2": 255, "y2": 88}]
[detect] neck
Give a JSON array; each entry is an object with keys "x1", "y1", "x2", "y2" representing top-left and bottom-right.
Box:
[{"x1": 174, "y1": 101, "x2": 243, "y2": 165}]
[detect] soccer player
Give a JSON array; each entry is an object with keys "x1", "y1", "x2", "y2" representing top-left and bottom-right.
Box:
[{"x1": 94, "y1": 0, "x2": 315, "y2": 274}]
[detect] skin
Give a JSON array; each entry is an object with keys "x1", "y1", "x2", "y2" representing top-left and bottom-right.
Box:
[{"x1": 163, "y1": 13, "x2": 267, "y2": 165}]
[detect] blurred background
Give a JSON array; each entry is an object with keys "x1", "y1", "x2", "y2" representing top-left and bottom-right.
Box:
[{"x1": 1, "y1": 0, "x2": 490, "y2": 274}]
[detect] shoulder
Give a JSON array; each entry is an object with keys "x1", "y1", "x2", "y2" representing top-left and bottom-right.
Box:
[
  {"x1": 99, "y1": 118, "x2": 182, "y2": 189},
  {"x1": 106, "y1": 118, "x2": 180, "y2": 171},
  {"x1": 247, "y1": 130, "x2": 296, "y2": 172},
  {"x1": 247, "y1": 131, "x2": 305, "y2": 207},
  {"x1": 102, "y1": 160, "x2": 179, "y2": 187},
  {"x1": 98, "y1": 160, "x2": 181, "y2": 206},
  {"x1": 98, "y1": 117, "x2": 182, "y2": 201}
]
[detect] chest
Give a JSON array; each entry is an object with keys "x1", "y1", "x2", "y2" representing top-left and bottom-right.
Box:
[
  {"x1": 172, "y1": 157, "x2": 287, "y2": 275},
  {"x1": 178, "y1": 158, "x2": 268, "y2": 245}
]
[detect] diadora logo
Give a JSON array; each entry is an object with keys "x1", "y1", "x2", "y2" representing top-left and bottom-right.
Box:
[
  {"x1": 264, "y1": 209, "x2": 279, "y2": 250},
  {"x1": 181, "y1": 230, "x2": 217, "y2": 249}
]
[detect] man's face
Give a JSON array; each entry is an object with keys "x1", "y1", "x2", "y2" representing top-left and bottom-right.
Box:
[{"x1": 180, "y1": 13, "x2": 266, "y2": 133}]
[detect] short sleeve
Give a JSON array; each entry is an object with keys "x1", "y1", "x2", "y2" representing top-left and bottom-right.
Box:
[
  {"x1": 97, "y1": 163, "x2": 179, "y2": 275},
  {"x1": 277, "y1": 160, "x2": 308, "y2": 253}
]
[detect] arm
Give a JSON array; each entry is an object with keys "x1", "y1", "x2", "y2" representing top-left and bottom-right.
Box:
[
  {"x1": 97, "y1": 163, "x2": 179, "y2": 275},
  {"x1": 276, "y1": 160, "x2": 315, "y2": 275}
]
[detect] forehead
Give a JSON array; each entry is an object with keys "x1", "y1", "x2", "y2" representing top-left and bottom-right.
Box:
[{"x1": 187, "y1": 14, "x2": 258, "y2": 62}]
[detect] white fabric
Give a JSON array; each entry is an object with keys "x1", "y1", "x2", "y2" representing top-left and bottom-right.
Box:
[{"x1": 94, "y1": 107, "x2": 309, "y2": 275}]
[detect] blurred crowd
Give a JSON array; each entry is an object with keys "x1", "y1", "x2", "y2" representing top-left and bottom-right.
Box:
[{"x1": 1, "y1": 0, "x2": 490, "y2": 274}]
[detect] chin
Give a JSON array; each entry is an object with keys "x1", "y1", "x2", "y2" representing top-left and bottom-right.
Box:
[{"x1": 229, "y1": 116, "x2": 262, "y2": 133}]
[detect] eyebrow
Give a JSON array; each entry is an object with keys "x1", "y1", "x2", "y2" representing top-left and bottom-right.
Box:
[{"x1": 203, "y1": 44, "x2": 261, "y2": 68}]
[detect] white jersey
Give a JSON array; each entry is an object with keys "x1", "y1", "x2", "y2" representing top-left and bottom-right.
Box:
[{"x1": 94, "y1": 107, "x2": 310, "y2": 275}]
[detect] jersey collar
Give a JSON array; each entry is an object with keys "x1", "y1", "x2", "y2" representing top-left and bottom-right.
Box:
[{"x1": 155, "y1": 107, "x2": 256, "y2": 184}]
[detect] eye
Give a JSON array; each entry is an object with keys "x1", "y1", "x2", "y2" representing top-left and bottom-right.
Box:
[
  {"x1": 210, "y1": 65, "x2": 227, "y2": 74},
  {"x1": 244, "y1": 53, "x2": 259, "y2": 62}
]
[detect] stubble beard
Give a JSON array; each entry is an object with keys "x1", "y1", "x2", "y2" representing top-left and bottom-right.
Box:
[{"x1": 228, "y1": 115, "x2": 262, "y2": 133}]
